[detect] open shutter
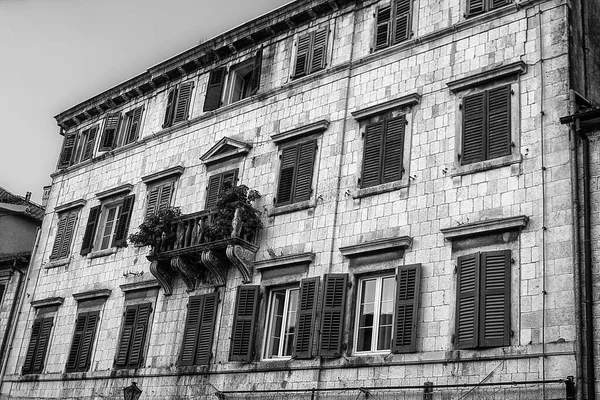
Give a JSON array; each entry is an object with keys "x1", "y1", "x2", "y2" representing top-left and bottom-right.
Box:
[
  {"x1": 480, "y1": 250, "x2": 511, "y2": 347},
  {"x1": 145, "y1": 187, "x2": 160, "y2": 219},
  {"x1": 276, "y1": 146, "x2": 298, "y2": 205},
  {"x1": 462, "y1": 92, "x2": 486, "y2": 165},
  {"x1": 230, "y1": 285, "x2": 259, "y2": 361},
  {"x1": 128, "y1": 303, "x2": 151, "y2": 368},
  {"x1": 203, "y1": 68, "x2": 226, "y2": 112},
  {"x1": 59, "y1": 133, "x2": 77, "y2": 168},
  {"x1": 456, "y1": 253, "x2": 480, "y2": 349},
  {"x1": 32, "y1": 317, "x2": 53, "y2": 373},
  {"x1": 22, "y1": 319, "x2": 42, "y2": 373},
  {"x1": 66, "y1": 314, "x2": 87, "y2": 372},
  {"x1": 173, "y1": 81, "x2": 194, "y2": 124},
  {"x1": 125, "y1": 107, "x2": 143, "y2": 144},
  {"x1": 196, "y1": 292, "x2": 219, "y2": 365},
  {"x1": 163, "y1": 88, "x2": 177, "y2": 128},
  {"x1": 206, "y1": 175, "x2": 223, "y2": 209},
  {"x1": 393, "y1": 0, "x2": 411, "y2": 44},
  {"x1": 293, "y1": 33, "x2": 311, "y2": 78},
  {"x1": 392, "y1": 264, "x2": 421, "y2": 353},
  {"x1": 78, "y1": 311, "x2": 99, "y2": 371},
  {"x1": 250, "y1": 48, "x2": 263, "y2": 95},
  {"x1": 59, "y1": 213, "x2": 78, "y2": 259},
  {"x1": 293, "y1": 141, "x2": 316, "y2": 203},
  {"x1": 82, "y1": 126, "x2": 98, "y2": 161},
  {"x1": 222, "y1": 169, "x2": 238, "y2": 190},
  {"x1": 113, "y1": 194, "x2": 135, "y2": 246},
  {"x1": 319, "y1": 274, "x2": 348, "y2": 357},
  {"x1": 361, "y1": 121, "x2": 384, "y2": 187},
  {"x1": 50, "y1": 216, "x2": 67, "y2": 259},
  {"x1": 382, "y1": 116, "x2": 405, "y2": 183},
  {"x1": 467, "y1": 0, "x2": 485, "y2": 15},
  {"x1": 81, "y1": 206, "x2": 101, "y2": 256},
  {"x1": 310, "y1": 27, "x2": 328, "y2": 73},
  {"x1": 374, "y1": 6, "x2": 392, "y2": 50},
  {"x1": 180, "y1": 296, "x2": 203, "y2": 366},
  {"x1": 486, "y1": 85, "x2": 511, "y2": 160},
  {"x1": 157, "y1": 182, "x2": 174, "y2": 212},
  {"x1": 99, "y1": 113, "x2": 121, "y2": 151},
  {"x1": 115, "y1": 306, "x2": 136, "y2": 367},
  {"x1": 294, "y1": 277, "x2": 320, "y2": 359}
]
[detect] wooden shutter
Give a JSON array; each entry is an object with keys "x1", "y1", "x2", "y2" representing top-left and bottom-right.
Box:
[
  {"x1": 128, "y1": 303, "x2": 151, "y2": 368},
  {"x1": 173, "y1": 81, "x2": 194, "y2": 124},
  {"x1": 222, "y1": 169, "x2": 238, "y2": 189},
  {"x1": 22, "y1": 319, "x2": 42, "y2": 373},
  {"x1": 157, "y1": 182, "x2": 174, "y2": 212},
  {"x1": 250, "y1": 48, "x2": 263, "y2": 95},
  {"x1": 59, "y1": 213, "x2": 77, "y2": 258},
  {"x1": 486, "y1": 85, "x2": 511, "y2": 159},
  {"x1": 163, "y1": 88, "x2": 177, "y2": 128},
  {"x1": 195, "y1": 292, "x2": 219, "y2": 365},
  {"x1": 113, "y1": 194, "x2": 135, "y2": 246},
  {"x1": 361, "y1": 121, "x2": 384, "y2": 188},
  {"x1": 59, "y1": 133, "x2": 77, "y2": 168},
  {"x1": 490, "y1": 0, "x2": 508, "y2": 9},
  {"x1": 276, "y1": 146, "x2": 298, "y2": 205},
  {"x1": 462, "y1": 92, "x2": 486, "y2": 165},
  {"x1": 467, "y1": 0, "x2": 485, "y2": 15},
  {"x1": 82, "y1": 126, "x2": 98, "y2": 161},
  {"x1": 180, "y1": 296, "x2": 203, "y2": 366},
  {"x1": 310, "y1": 27, "x2": 328, "y2": 73},
  {"x1": 393, "y1": 0, "x2": 411, "y2": 44},
  {"x1": 382, "y1": 116, "x2": 405, "y2": 183},
  {"x1": 145, "y1": 186, "x2": 160, "y2": 219},
  {"x1": 50, "y1": 216, "x2": 67, "y2": 259},
  {"x1": 80, "y1": 206, "x2": 101, "y2": 256},
  {"x1": 375, "y1": 6, "x2": 392, "y2": 50},
  {"x1": 125, "y1": 107, "x2": 143, "y2": 145},
  {"x1": 0, "y1": 284, "x2": 5, "y2": 303},
  {"x1": 294, "y1": 277, "x2": 320, "y2": 359},
  {"x1": 392, "y1": 264, "x2": 421, "y2": 353},
  {"x1": 230, "y1": 285, "x2": 259, "y2": 361},
  {"x1": 456, "y1": 253, "x2": 480, "y2": 349},
  {"x1": 203, "y1": 68, "x2": 225, "y2": 112},
  {"x1": 319, "y1": 274, "x2": 347, "y2": 357},
  {"x1": 99, "y1": 113, "x2": 121, "y2": 151},
  {"x1": 293, "y1": 33, "x2": 311, "y2": 78},
  {"x1": 66, "y1": 314, "x2": 86, "y2": 371},
  {"x1": 115, "y1": 306, "x2": 137, "y2": 367},
  {"x1": 32, "y1": 317, "x2": 53, "y2": 373},
  {"x1": 293, "y1": 140, "x2": 316, "y2": 203},
  {"x1": 206, "y1": 174, "x2": 223, "y2": 209},
  {"x1": 66, "y1": 311, "x2": 99, "y2": 372},
  {"x1": 480, "y1": 250, "x2": 511, "y2": 347}
]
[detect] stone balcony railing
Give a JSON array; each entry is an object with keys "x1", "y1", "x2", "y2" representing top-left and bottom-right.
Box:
[{"x1": 146, "y1": 209, "x2": 259, "y2": 295}]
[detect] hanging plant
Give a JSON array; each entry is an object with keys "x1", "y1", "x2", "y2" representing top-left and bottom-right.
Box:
[{"x1": 128, "y1": 207, "x2": 182, "y2": 248}]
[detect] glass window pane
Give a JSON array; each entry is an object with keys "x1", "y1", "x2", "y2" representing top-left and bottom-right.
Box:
[{"x1": 267, "y1": 292, "x2": 285, "y2": 358}]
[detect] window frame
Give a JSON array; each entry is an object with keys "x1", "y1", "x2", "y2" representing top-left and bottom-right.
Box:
[
  {"x1": 163, "y1": 81, "x2": 195, "y2": 128},
  {"x1": 205, "y1": 169, "x2": 239, "y2": 210},
  {"x1": 145, "y1": 179, "x2": 176, "y2": 220},
  {"x1": 114, "y1": 302, "x2": 153, "y2": 369},
  {"x1": 65, "y1": 310, "x2": 100, "y2": 373},
  {"x1": 291, "y1": 26, "x2": 329, "y2": 79},
  {"x1": 179, "y1": 292, "x2": 219, "y2": 366},
  {"x1": 263, "y1": 285, "x2": 300, "y2": 360},
  {"x1": 22, "y1": 306, "x2": 57, "y2": 375},
  {"x1": 122, "y1": 106, "x2": 144, "y2": 146},
  {"x1": 274, "y1": 139, "x2": 318, "y2": 207},
  {"x1": 373, "y1": 0, "x2": 413, "y2": 51}
]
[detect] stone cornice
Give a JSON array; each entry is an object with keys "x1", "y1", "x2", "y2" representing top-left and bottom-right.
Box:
[
  {"x1": 255, "y1": 252, "x2": 315, "y2": 271},
  {"x1": 446, "y1": 61, "x2": 527, "y2": 93},
  {"x1": 271, "y1": 120, "x2": 330, "y2": 144},
  {"x1": 141, "y1": 166, "x2": 185, "y2": 184},
  {"x1": 54, "y1": 199, "x2": 86, "y2": 214},
  {"x1": 96, "y1": 184, "x2": 133, "y2": 200},
  {"x1": 440, "y1": 215, "x2": 529, "y2": 240},
  {"x1": 120, "y1": 279, "x2": 160, "y2": 292},
  {"x1": 339, "y1": 236, "x2": 412, "y2": 257},
  {"x1": 351, "y1": 93, "x2": 421, "y2": 120},
  {"x1": 31, "y1": 297, "x2": 64, "y2": 308},
  {"x1": 73, "y1": 289, "x2": 112, "y2": 302}
]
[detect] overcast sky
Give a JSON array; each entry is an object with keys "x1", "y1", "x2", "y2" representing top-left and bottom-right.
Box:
[{"x1": 0, "y1": 0, "x2": 290, "y2": 204}]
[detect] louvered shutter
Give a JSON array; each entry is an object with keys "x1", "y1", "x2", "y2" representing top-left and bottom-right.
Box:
[
  {"x1": 462, "y1": 92, "x2": 486, "y2": 165},
  {"x1": 128, "y1": 303, "x2": 151, "y2": 368},
  {"x1": 115, "y1": 306, "x2": 137, "y2": 366},
  {"x1": 203, "y1": 68, "x2": 226, "y2": 112},
  {"x1": 81, "y1": 206, "x2": 101, "y2": 256},
  {"x1": 32, "y1": 317, "x2": 53, "y2": 373},
  {"x1": 82, "y1": 126, "x2": 98, "y2": 161},
  {"x1": 310, "y1": 27, "x2": 328, "y2": 73},
  {"x1": 50, "y1": 216, "x2": 67, "y2": 259},
  {"x1": 467, "y1": 0, "x2": 485, "y2": 15},
  {"x1": 293, "y1": 33, "x2": 311, "y2": 78},
  {"x1": 0, "y1": 284, "x2": 5, "y2": 303},
  {"x1": 361, "y1": 122, "x2": 384, "y2": 188},
  {"x1": 392, "y1": 264, "x2": 421, "y2": 353},
  {"x1": 222, "y1": 169, "x2": 238, "y2": 190},
  {"x1": 145, "y1": 186, "x2": 160, "y2": 219},
  {"x1": 319, "y1": 274, "x2": 348, "y2": 357},
  {"x1": 59, "y1": 133, "x2": 77, "y2": 168},
  {"x1": 230, "y1": 285, "x2": 259, "y2": 362},
  {"x1": 276, "y1": 146, "x2": 298, "y2": 205},
  {"x1": 22, "y1": 319, "x2": 42, "y2": 373},
  {"x1": 113, "y1": 194, "x2": 135, "y2": 246},
  {"x1": 78, "y1": 312, "x2": 99, "y2": 370},
  {"x1": 486, "y1": 85, "x2": 511, "y2": 160},
  {"x1": 157, "y1": 182, "x2": 174, "y2": 212},
  {"x1": 294, "y1": 277, "x2": 319, "y2": 359},
  {"x1": 250, "y1": 48, "x2": 263, "y2": 95},
  {"x1": 490, "y1": 0, "x2": 508, "y2": 9},
  {"x1": 456, "y1": 253, "x2": 480, "y2": 349},
  {"x1": 293, "y1": 141, "x2": 316, "y2": 203},
  {"x1": 59, "y1": 213, "x2": 77, "y2": 258},
  {"x1": 196, "y1": 292, "x2": 219, "y2": 365},
  {"x1": 163, "y1": 88, "x2": 177, "y2": 128},
  {"x1": 66, "y1": 314, "x2": 86, "y2": 371},
  {"x1": 173, "y1": 81, "x2": 194, "y2": 124},
  {"x1": 375, "y1": 6, "x2": 392, "y2": 50},
  {"x1": 125, "y1": 107, "x2": 143, "y2": 145},
  {"x1": 480, "y1": 250, "x2": 510, "y2": 347},
  {"x1": 180, "y1": 296, "x2": 203, "y2": 366},
  {"x1": 393, "y1": 0, "x2": 411, "y2": 44},
  {"x1": 382, "y1": 116, "x2": 405, "y2": 183},
  {"x1": 206, "y1": 175, "x2": 223, "y2": 209},
  {"x1": 99, "y1": 113, "x2": 121, "y2": 151}
]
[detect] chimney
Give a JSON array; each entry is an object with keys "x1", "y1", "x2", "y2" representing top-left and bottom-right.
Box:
[
  {"x1": 42, "y1": 186, "x2": 51, "y2": 208},
  {"x1": 25, "y1": 192, "x2": 31, "y2": 202}
]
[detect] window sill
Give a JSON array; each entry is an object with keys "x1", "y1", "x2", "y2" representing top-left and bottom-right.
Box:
[
  {"x1": 352, "y1": 181, "x2": 408, "y2": 199},
  {"x1": 88, "y1": 248, "x2": 118, "y2": 259},
  {"x1": 269, "y1": 200, "x2": 314, "y2": 217},
  {"x1": 45, "y1": 258, "x2": 71, "y2": 269},
  {"x1": 451, "y1": 154, "x2": 521, "y2": 177}
]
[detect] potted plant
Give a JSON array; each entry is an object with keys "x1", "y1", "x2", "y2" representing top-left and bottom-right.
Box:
[{"x1": 129, "y1": 207, "x2": 182, "y2": 250}]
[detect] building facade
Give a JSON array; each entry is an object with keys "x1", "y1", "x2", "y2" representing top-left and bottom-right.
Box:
[{"x1": 1, "y1": 0, "x2": 598, "y2": 398}]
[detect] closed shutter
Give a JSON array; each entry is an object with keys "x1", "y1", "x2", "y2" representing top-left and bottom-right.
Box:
[
  {"x1": 113, "y1": 194, "x2": 135, "y2": 246},
  {"x1": 66, "y1": 314, "x2": 86, "y2": 371},
  {"x1": 276, "y1": 146, "x2": 298, "y2": 205},
  {"x1": 99, "y1": 113, "x2": 121, "y2": 151},
  {"x1": 486, "y1": 85, "x2": 511, "y2": 160},
  {"x1": 115, "y1": 306, "x2": 137, "y2": 367},
  {"x1": 394, "y1": 0, "x2": 411, "y2": 44},
  {"x1": 293, "y1": 33, "x2": 311, "y2": 78},
  {"x1": 163, "y1": 88, "x2": 177, "y2": 128},
  {"x1": 467, "y1": 0, "x2": 485, "y2": 15},
  {"x1": 392, "y1": 264, "x2": 420, "y2": 353},
  {"x1": 310, "y1": 27, "x2": 328, "y2": 73},
  {"x1": 195, "y1": 292, "x2": 219, "y2": 365},
  {"x1": 157, "y1": 182, "x2": 173, "y2": 212},
  {"x1": 250, "y1": 48, "x2": 263, "y2": 95},
  {"x1": 462, "y1": 92, "x2": 486, "y2": 165},
  {"x1": 0, "y1": 284, "x2": 5, "y2": 303},
  {"x1": 293, "y1": 141, "x2": 316, "y2": 203},
  {"x1": 480, "y1": 250, "x2": 511, "y2": 347},
  {"x1": 382, "y1": 116, "x2": 405, "y2": 183},
  {"x1": 206, "y1": 175, "x2": 223, "y2": 209},
  {"x1": 59, "y1": 133, "x2": 77, "y2": 168},
  {"x1": 230, "y1": 285, "x2": 259, "y2": 361},
  {"x1": 145, "y1": 186, "x2": 160, "y2": 219},
  {"x1": 22, "y1": 319, "x2": 42, "y2": 373},
  {"x1": 319, "y1": 274, "x2": 347, "y2": 357},
  {"x1": 50, "y1": 216, "x2": 67, "y2": 259},
  {"x1": 293, "y1": 277, "x2": 319, "y2": 359},
  {"x1": 173, "y1": 81, "x2": 194, "y2": 124},
  {"x1": 222, "y1": 169, "x2": 238, "y2": 190},
  {"x1": 490, "y1": 0, "x2": 508, "y2": 9},
  {"x1": 180, "y1": 296, "x2": 203, "y2": 366},
  {"x1": 66, "y1": 311, "x2": 99, "y2": 372},
  {"x1": 375, "y1": 6, "x2": 392, "y2": 50},
  {"x1": 59, "y1": 213, "x2": 78, "y2": 259},
  {"x1": 203, "y1": 68, "x2": 226, "y2": 112},
  {"x1": 125, "y1": 107, "x2": 144, "y2": 145},
  {"x1": 361, "y1": 121, "x2": 384, "y2": 188},
  {"x1": 80, "y1": 206, "x2": 101, "y2": 256},
  {"x1": 456, "y1": 253, "x2": 480, "y2": 349},
  {"x1": 82, "y1": 126, "x2": 98, "y2": 161},
  {"x1": 128, "y1": 303, "x2": 151, "y2": 368},
  {"x1": 32, "y1": 317, "x2": 53, "y2": 373}
]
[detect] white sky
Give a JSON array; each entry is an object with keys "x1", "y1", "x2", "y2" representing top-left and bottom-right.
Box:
[{"x1": 0, "y1": 0, "x2": 291, "y2": 203}]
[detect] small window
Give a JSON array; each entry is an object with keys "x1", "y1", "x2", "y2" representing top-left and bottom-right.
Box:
[
  {"x1": 275, "y1": 140, "x2": 317, "y2": 206},
  {"x1": 354, "y1": 275, "x2": 395, "y2": 353},
  {"x1": 65, "y1": 311, "x2": 100, "y2": 372},
  {"x1": 58, "y1": 125, "x2": 99, "y2": 168},
  {"x1": 80, "y1": 195, "x2": 135, "y2": 255},
  {"x1": 264, "y1": 286, "x2": 299, "y2": 359},
  {"x1": 361, "y1": 115, "x2": 406, "y2": 188},
  {"x1": 163, "y1": 81, "x2": 195, "y2": 128},
  {"x1": 292, "y1": 27, "x2": 328, "y2": 79},
  {"x1": 145, "y1": 180, "x2": 175, "y2": 219},
  {"x1": 205, "y1": 169, "x2": 238, "y2": 209},
  {"x1": 374, "y1": 0, "x2": 413, "y2": 51},
  {"x1": 99, "y1": 113, "x2": 122, "y2": 151},
  {"x1": 22, "y1": 307, "x2": 57, "y2": 375},
  {"x1": 50, "y1": 210, "x2": 79, "y2": 260},
  {"x1": 179, "y1": 293, "x2": 219, "y2": 366},
  {"x1": 115, "y1": 302, "x2": 152, "y2": 369},
  {"x1": 467, "y1": 0, "x2": 509, "y2": 17},
  {"x1": 122, "y1": 106, "x2": 144, "y2": 145},
  {"x1": 227, "y1": 61, "x2": 255, "y2": 104}
]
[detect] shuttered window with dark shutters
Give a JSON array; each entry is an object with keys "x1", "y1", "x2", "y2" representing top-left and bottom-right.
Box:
[
  {"x1": 81, "y1": 126, "x2": 98, "y2": 162},
  {"x1": 173, "y1": 81, "x2": 194, "y2": 124},
  {"x1": 123, "y1": 107, "x2": 144, "y2": 145},
  {"x1": 204, "y1": 68, "x2": 226, "y2": 112},
  {"x1": 392, "y1": 264, "x2": 421, "y2": 353},
  {"x1": 58, "y1": 133, "x2": 78, "y2": 168},
  {"x1": 230, "y1": 285, "x2": 259, "y2": 362},
  {"x1": 115, "y1": 303, "x2": 152, "y2": 369},
  {"x1": 319, "y1": 274, "x2": 348, "y2": 357},
  {"x1": 81, "y1": 206, "x2": 101, "y2": 256},
  {"x1": 80, "y1": 194, "x2": 135, "y2": 254},
  {"x1": 292, "y1": 27, "x2": 329, "y2": 79},
  {"x1": 113, "y1": 194, "x2": 135, "y2": 247},
  {"x1": 455, "y1": 250, "x2": 511, "y2": 349},
  {"x1": 179, "y1": 292, "x2": 219, "y2": 366},
  {"x1": 374, "y1": 0, "x2": 412, "y2": 51},
  {"x1": 293, "y1": 277, "x2": 320, "y2": 359},
  {"x1": 205, "y1": 169, "x2": 238, "y2": 209},
  {"x1": 99, "y1": 113, "x2": 121, "y2": 151},
  {"x1": 461, "y1": 85, "x2": 511, "y2": 165},
  {"x1": 50, "y1": 211, "x2": 78, "y2": 260},
  {"x1": 22, "y1": 317, "x2": 53, "y2": 374},
  {"x1": 145, "y1": 181, "x2": 175, "y2": 219},
  {"x1": 275, "y1": 140, "x2": 317, "y2": 206},
  {"x1": 467, "y1": 0, "x2": 508, "y2": 16},
  {"x1": 65, "y1": 311, "x2": 100, "y2": 372},
  {"x1": 361, "y1": 115, "x2": 405, "y2": 188}
]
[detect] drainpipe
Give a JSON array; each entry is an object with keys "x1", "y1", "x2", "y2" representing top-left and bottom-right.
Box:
[{"x1": 0, "y1": 260, "x2": 25, "y2": 369}]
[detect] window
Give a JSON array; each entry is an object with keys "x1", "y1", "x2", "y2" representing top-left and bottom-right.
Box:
[
  {"x1": 361, "y1": 115, "x2": 406, "y2": 188},
  {"x1": 122, "y1": 106, "x2": 144, "y2": 145},
  {"x1": 227, "y1": 61, "x2": 255, "y2": 104},
  {"x1": 58, "y1": 125, "x2": 99, "y2": 168},
  {"x1": 374, "y1": 0, "x2": 412, "y2": 51},
  {"x1": 163, "y1": 81, "x2": 194, "y2": 128},
  {"x1": 22, "y1": 307, "x2": 56, "y2": 374},
  {"x1": 145, "y1": 181, "x2": 174, "y2": 219},
  {"x1": 65, "y1": 311, "x2": 99, "y2": 372},
  {"x1": 80, "y1": 195, "x2": 135, "y2": 255},
  {"x1": 275, "y1": 140, "x2": 317, "y2": 206},
  {"x1": 179, "y1": 293, "x2": 219, "y2": 366},
  {"x1": 455, "y1": 250, "x2": 511, "y2": 349},
  {"x1": 50, "y1": 210, "x2": 79, "y2": 260},
  {"x1": 467, "y1": 0, "x2": 508, "y2": 17},
  {"x1": 461, "y1": 85, "x2": 511, "y2": 165},
  {"x1": 115, "y1": 302, "x2": 152, "y2": 369},
  {"x1": 292, "y1": 27, "x2": 328, "y2": 79},
  {"x1": 264, "y1": 287, "x2": 299, "y2": 359},
  {"x1": 99, "y1": 113, "x2": 121, "y2": 151},
  {"x1": 205, "y1": 169, "x2": 238, "y2": 209}
]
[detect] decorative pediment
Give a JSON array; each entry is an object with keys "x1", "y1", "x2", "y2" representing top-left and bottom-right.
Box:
[{"x1": 200, "y1": 137, "x2": 252, "y2": 166}]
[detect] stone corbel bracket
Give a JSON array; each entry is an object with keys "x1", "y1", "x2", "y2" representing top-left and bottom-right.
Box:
[
  {"x1": 149, "y1": 260, "x2": 174, "y2": 296},
  {"x1": 226, "y1": 244, "x2": 258, "y2": 283},
  {"x1": 201, "y1": 250, "x2": 227, "y2": 286},
  {"x1": 171, "y1": 256, "x2": 200, "y2": 292}
]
